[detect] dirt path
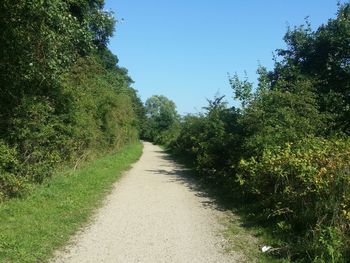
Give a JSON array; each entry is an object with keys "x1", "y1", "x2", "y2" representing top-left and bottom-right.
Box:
[{"x1": 52, "y1": 142, "x2": 239, "y2": 263}]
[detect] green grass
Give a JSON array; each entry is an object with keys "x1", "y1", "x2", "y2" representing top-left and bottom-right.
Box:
[
  {"x1": 222, "y1": 212, "x2": 291, "y2": 263},
  {"x1": 0, "y1": 142, "x2": 143, "y2": 263}
]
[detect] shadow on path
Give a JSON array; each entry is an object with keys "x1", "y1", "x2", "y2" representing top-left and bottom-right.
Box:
[
  {"x1": 150, "y1": 147, "x2": 266, "y2": 232},
  {"x1": 146, "y1": 150, "x2": 228, "y2": 212}
]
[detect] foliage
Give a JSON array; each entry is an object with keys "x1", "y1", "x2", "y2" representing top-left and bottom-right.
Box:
[
  {"x1": 238, "y1": 137, "x2": 350, "y2": 261},
  {"x1": 0, "y1": 1, "x2": 144, "y2": 199},
  {"x1": 271, "y1": 4, "x2": 350, "y2": 134},
  {"x1": 0, "y1": 141, "x2": 29, "y2": 201},
  {"x1": 229, "y1": 73, "x2": 254, "y2": 108},
  {"x1": 165, "y1": 3, "x2": 350, "y2": 262},
  {"x1": 239, "y1": 79, "x2": 326, "y2": 156},
  {"x1": 142, "y1": 95, "x2": 179, "y2": 144},
  {"x1": 172, "y1": 96, "x2": 243, "y2": 185}
]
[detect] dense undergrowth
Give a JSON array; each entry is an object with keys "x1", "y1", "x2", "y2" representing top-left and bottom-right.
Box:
[
  {"x1": 0, "y1": 1, "x2": 144, "y2": 200},
  {"x1": 144, "y1": 4, "x2": 350, "y2": 262}
]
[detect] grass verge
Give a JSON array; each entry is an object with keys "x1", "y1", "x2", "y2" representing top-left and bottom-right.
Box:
[{"x1": 0, "y1": 142, "x2": 143, "y2": 263}]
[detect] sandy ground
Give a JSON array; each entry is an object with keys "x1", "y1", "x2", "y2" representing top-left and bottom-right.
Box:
[{"x1": 51, "y1": 142, "x2": 238, "y2": 263}]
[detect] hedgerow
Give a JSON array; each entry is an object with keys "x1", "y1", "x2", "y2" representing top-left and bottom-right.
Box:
[{"x1": 0, "y1": 1, "x2": 143, "y2": 200}]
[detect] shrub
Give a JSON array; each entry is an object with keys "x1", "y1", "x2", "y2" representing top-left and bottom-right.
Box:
[
  {"x1": 237, "y1": 137, "x2": 350, "y2": 261},
  {"x1": 0, "y1": 141, "x2": 29, "y2": 200},
  {"x1": 172, "y1": 98, "x2": 243, "y2": 185}
]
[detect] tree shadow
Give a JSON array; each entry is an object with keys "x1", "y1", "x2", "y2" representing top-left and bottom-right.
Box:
[
  {"x1": 158, "y1": 148, "x2": 274, "y2": 228},
  {"x1": 157, "y1": 148, "x2": 293, "y2": 262},
  {"x1": 146, "y1": 151, "x2": 231, "y2": 213}
]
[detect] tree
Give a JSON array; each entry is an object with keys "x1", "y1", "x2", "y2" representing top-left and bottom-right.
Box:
[
  {"x1": 0, "y1": 0, "x2": 142, "y2": 199},
  {"x1": 266, "y1": 3, "x2": 350, "y2": 134},
  {"x1": 143, "y1": 95, "x2": 179, "y2": 141}
]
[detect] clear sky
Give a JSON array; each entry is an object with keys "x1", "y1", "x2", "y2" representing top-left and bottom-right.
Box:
[{"x1": 105, "y1": 0, "x2": 345, "y2": 115}]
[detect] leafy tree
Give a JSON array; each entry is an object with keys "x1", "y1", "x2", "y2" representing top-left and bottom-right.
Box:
[
  {"x1": 267, "y1": 4, "x2": 350, "y2": 134},
  {"x1": 142, "y1": 95, "x2": 179, "y2": 142},
  {"x1": 171, "y1": 96, "x2": 243, "y2": 186},
  {"x1": 0, "y1": 0, "x2": 143, "y2": 199},
  {"x1": 229, "y1": 73, "x2": 253, "y2": 108}
]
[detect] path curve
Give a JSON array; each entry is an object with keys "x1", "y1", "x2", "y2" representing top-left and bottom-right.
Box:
[{"x1": 52, "y1": 142, "x2": 238, "y2": 263}]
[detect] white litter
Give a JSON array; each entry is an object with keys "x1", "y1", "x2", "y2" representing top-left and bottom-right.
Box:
[{"x1": 261, "y1": 245, "x2": 272, "y2": 253}]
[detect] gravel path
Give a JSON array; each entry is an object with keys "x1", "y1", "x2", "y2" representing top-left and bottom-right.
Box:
[{"x1": 52, "y1": 142, "x2": 238, "y2": 263}]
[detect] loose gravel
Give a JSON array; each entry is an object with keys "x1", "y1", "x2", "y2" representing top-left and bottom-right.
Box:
[{"x1": 51, "y1": 142, "x2": 239, "y2": 263}]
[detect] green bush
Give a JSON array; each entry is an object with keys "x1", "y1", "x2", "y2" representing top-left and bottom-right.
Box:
[
  {"x1": 154, "y1": 123, "x2": 181, "y2": 147},
  {"x1": 172, "y1": 98, "x2": 242, "y2": 185},
  {"x1": 239, "y1": 82, "x2": 326, "y2": 156},
  {"x1": 238, "y1": 137, "x2": 350, "y2": 261},
  {"x1": 9, "y1": 96, "x2": 68, "y2": 183},
  {"x1": 0, "y1": 141, "x2": 29, "y2": 200},
  {"x1": 0, "y1": 1, "x2": 143, "y2": 200}
]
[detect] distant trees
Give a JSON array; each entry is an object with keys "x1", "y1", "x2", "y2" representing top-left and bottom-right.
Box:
[{"x1": 142, "y1": 95, "x2": 179, "y2": 144}]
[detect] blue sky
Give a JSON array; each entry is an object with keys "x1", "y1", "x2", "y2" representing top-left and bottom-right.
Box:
[{"x1": 105, "y1": 0, "x2": 345, "y2": 114}]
